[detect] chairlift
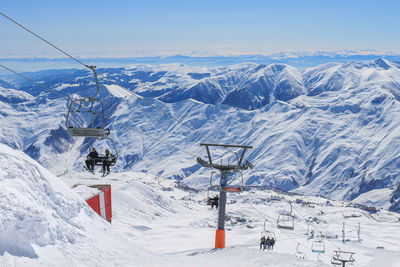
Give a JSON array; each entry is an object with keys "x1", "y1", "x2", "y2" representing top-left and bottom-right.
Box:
[
  {"x1": 206, "y1": 172, "x2": 220, "y2": 205},
  {"x1": 222, "y1": 170, "x2": 244, "y2": 193},
  {"x1": 311, "y1": 240, "x2": 325, "y2": 254},
  {"x1": 306, "y1": 222, "x2": 315, "y2": 238},
  {"x1": 331, "y1": 250, "x2": 355, "y2": 266},
  {"x1": 295, "y1": 243, "x2": 306, "y2": 260},
  {"x1": 277, "y1": 201, "x2": 295, "y2": 230},
  {"x1": 87, "y1": 137, "x2": 119, "y2": 167},
  {"x1": 260, "y1": 220, "x2": 277, "y2": 240},
  {"x1": 66, "y1": 66, "x2": 110, "y2": 139},
  {"x1": 311, "y1": 234, "x2": 325, "y2": 254},
  {"x1": 331, "y1": 256, "x2": 342, "y2": 266}
]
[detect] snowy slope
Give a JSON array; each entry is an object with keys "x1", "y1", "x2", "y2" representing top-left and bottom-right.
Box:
[
  {"x1": 1, "y1": 59, "x2": 400, "y2": 212},
  {"x1": 0, "y1": 143, "x2": 162, "y2": 266},
  {"x1": 59, "y1": 169, "x2": 400, "y2": 266},
  {"x1": 1, "y1": 144, "x2": 335, "y2": 266}
]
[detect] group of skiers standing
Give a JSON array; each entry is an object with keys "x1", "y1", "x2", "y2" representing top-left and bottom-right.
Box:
[{"x1": 260, "y1": 236, "x2": 275, "y2": 251}]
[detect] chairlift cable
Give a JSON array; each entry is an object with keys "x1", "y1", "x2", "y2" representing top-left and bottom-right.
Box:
[
  {"x1": 0, "y1": 64, "x2": 69, "y2": 99},
  {"x1": 0, "y1": 11, "x2": 252, "y2": 161},
  {"x1": 0, "y1": 12, "x2": 89, "y2": 69},
  {"x1": 101, "y1": 74, "x2": 251, "y2": 162},
  {"x1": 1, "y1": 11, "x2": 285, "y2": 191},
  {"x1": 109, "y1": 119, "x2": 198, "y2": 158},
  {"x1": 0, "y1": 11, "x2": 206, "y2": 143},
  {"x1": 248, "y1": 193, "x2": 312, "y2": 251},
  {"x1": 2, "y1": 14, "x2": 350, "y2": 257},
  {"x1": 1, "y1": 13, "x2": 324, "y2": 236},
  {"x1": 290, "y1": 201, "x2": 341, "y2": 250},
  {"x1": 100, "y1": 75, "x2": 211, "y2": 140}
]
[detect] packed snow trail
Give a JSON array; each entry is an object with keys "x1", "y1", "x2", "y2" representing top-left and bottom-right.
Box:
[
  {"x1": 61, "y1": 168, "x2": 400, "y2": 266},
  {"x1": 0, "y1": 143, "x2": 329, "y2": 266},
  {"x1": 1, "y1": 143, "x2": 400, "y2": 265}
]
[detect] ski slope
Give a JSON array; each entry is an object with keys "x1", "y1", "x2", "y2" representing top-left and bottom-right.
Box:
[
  {"x1": 67, "y1": 172, "x2": 400, "y2": 266},
  {"x1": 0, "y1": 143, "x2": 327, "y2": 266},
  {"x1": 62, "y1": 159, "x2": 400, "y2": 266},
  {"x1": 1, "y1": 142, "x2": 400, "y2": 266}
]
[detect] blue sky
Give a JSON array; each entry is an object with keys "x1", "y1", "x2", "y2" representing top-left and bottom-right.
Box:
[{"x1": 1, "y1": 0, "x2": 400, "y2": 58}]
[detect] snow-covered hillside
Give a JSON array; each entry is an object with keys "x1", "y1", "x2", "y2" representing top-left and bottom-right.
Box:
[
  {"x1": 0, "y1": 143, "x2": 159, "y2": 266},
  {"x1": 2, "y1": 143, "x2": 400, "y2": 266},
  {"x1": 1, "y1": 58, "x2": 400, "y2": 212},
  {"x1": 2, "y1": 143, "x2": 338, "y2": 266}
]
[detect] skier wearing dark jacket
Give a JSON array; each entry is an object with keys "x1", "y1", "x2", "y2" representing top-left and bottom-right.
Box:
[
  {"x1": 85, "y1": 148, "x2": 98, "y2": 171},
  {"x1": 102, "y1": 149, "x2": 114, "y2": 174},
  {"x1": 270, "y1": 237, "x2": 275, "y2": 250},
  {"x1": 260, "y1": 236, "x2": 266, "y2": 250}
]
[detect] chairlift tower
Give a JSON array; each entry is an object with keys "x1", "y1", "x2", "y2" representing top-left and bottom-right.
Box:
[
  {"x1": 331, "y1": 250, "x2": 356, "y2": 267},
  {"x1": 197, "y1": 143, "x2": 253, "y2": 248}
]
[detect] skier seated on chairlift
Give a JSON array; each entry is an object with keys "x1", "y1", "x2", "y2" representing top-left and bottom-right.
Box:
[
  {"x1": 260, "y1": 235, "x2": 266, "y2": 250},
  {"x1": 211, "y1": 195, "x2": 219, "y2": 209},
  {"x1": 310, "y1": 230, "x2": 315, "y2": 238},
  {"x1": 102, "y1": 149, "x2": 114, "y2": 174},
  {"x1": 85, "y1": 147, "x2": 98, "y2": 171},
  {"x1": 266, "y1": 236, "x2": 271, "y2": 250},
  {"x1": 269, "y1": 237, "x2": 275, "y2": 250}
]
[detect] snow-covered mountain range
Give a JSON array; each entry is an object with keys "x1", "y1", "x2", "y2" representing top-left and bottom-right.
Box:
[{"x1": 1, "y1": 58, "x2": 400, "y2": 212}]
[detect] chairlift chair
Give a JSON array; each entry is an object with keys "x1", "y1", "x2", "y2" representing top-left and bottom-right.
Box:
[
  {"x1": 65, "y1": 65, "x2": 110, "y2": 139},
  {"x1": 222, "y1": 170, "x2": 244, "y2": 193},
  {"x1": 277, "y1": 201, "x2": 295, "y2": 230},
  {"x1": 295, "y1": 243, "x2": 306, "y2": 260},
  {"x1": 277, "y1": 214, "x2": 295, "y2": 230},
  {"x1": 261, "y1": 220, "x2": 277, "y2": 240},
  {"x1": 331, "y1": 250, "x2": 355, "y2": 266},
  {"x1": 206, "y1": 186, "x2": 220, "y2": 205},
  {"x1": 311, "y1": 237, "x2": 325, "y2": 254},
  {"x1": 311, "y1": 240, "x2": 325, "y2": 254},
  {"x1": 66, "y1": 98, "x2": 110, "y2": 138},
  {"x1": 206, "y1": 172, "x2": 218, "y2": 204},
  {"x1": 331, "y1": 256, "x2": 342, "y2": 266},
  {"x1": 89, "y1": 137, "x2": 119, "y2": 167}
]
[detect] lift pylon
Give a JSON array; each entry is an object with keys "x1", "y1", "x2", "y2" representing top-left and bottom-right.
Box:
[{"x1": 197, "y1": 143, "x2": 253, "y2": 249}]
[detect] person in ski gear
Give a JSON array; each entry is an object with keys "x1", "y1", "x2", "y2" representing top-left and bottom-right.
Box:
[
  {"x1": 270, "y1": 237, "x2": 275, "y2": 250},
  {"x1": 215, "y1": 195, "x2": 219, "y2": 209},
  {"x1": 211, "y1": 195, "x2": 219, "y2": 209},
  {"x1": 210, "y1": 197, "x2": 216, "y2": 209},
  {"x1": 85, "y1": 147, "x2": 98, "y2": 171},
  {"x1": 102, "y1": 149, "x2": 114, "y2": 174},
  {"x1": 260, "y1": 235, "x2": 266, "y2": 250},
  {"x1": 310, "y1": 230, "x2": 315, "y2": 239},
  {"x1": 266, "y1": 236, "x2": 271, "y2": 250}
]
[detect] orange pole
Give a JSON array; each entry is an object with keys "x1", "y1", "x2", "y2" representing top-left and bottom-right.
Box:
[{"x1": 215, "y1": 229, "x2": 225, "y2": 248}]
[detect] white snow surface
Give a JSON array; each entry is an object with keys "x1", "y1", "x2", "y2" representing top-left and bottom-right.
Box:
[
  {"x1": 0, "y1": 143, "x2": 332, "y2": 266},
  {"x1": 104, "y1": 84, "x2": 132, "y2": 98},
  {"x1": 1, "y1": 144, "x2": 400, "y2": 266}
]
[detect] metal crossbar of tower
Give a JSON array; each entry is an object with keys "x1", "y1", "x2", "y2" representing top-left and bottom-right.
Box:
[
  {"x1": 197, "y1": 143, "x2": 253, "y2": 249},
  {"x1": 331, "y1": 250, "x2": 356, "y2": 267}
]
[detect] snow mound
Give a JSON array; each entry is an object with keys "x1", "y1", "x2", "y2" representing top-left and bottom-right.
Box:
[{"x1": 0, "y1": 143, "x2": 105, "y2": 258}]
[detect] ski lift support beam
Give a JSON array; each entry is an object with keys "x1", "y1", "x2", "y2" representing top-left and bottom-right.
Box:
[
  {"x1": 198, "y1": 143, "x2": 253, "y2": 171},
  {"x1": 197, "y1": 143, "x2": 253, "y2": 249},
  {"x1": 331, "y1": 250, "x2": 355, "y2": 267}
]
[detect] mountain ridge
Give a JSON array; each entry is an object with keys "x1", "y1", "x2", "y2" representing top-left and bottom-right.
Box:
[{"x1": 1, "y1": 58, "x2": 400, "y2": 212}]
